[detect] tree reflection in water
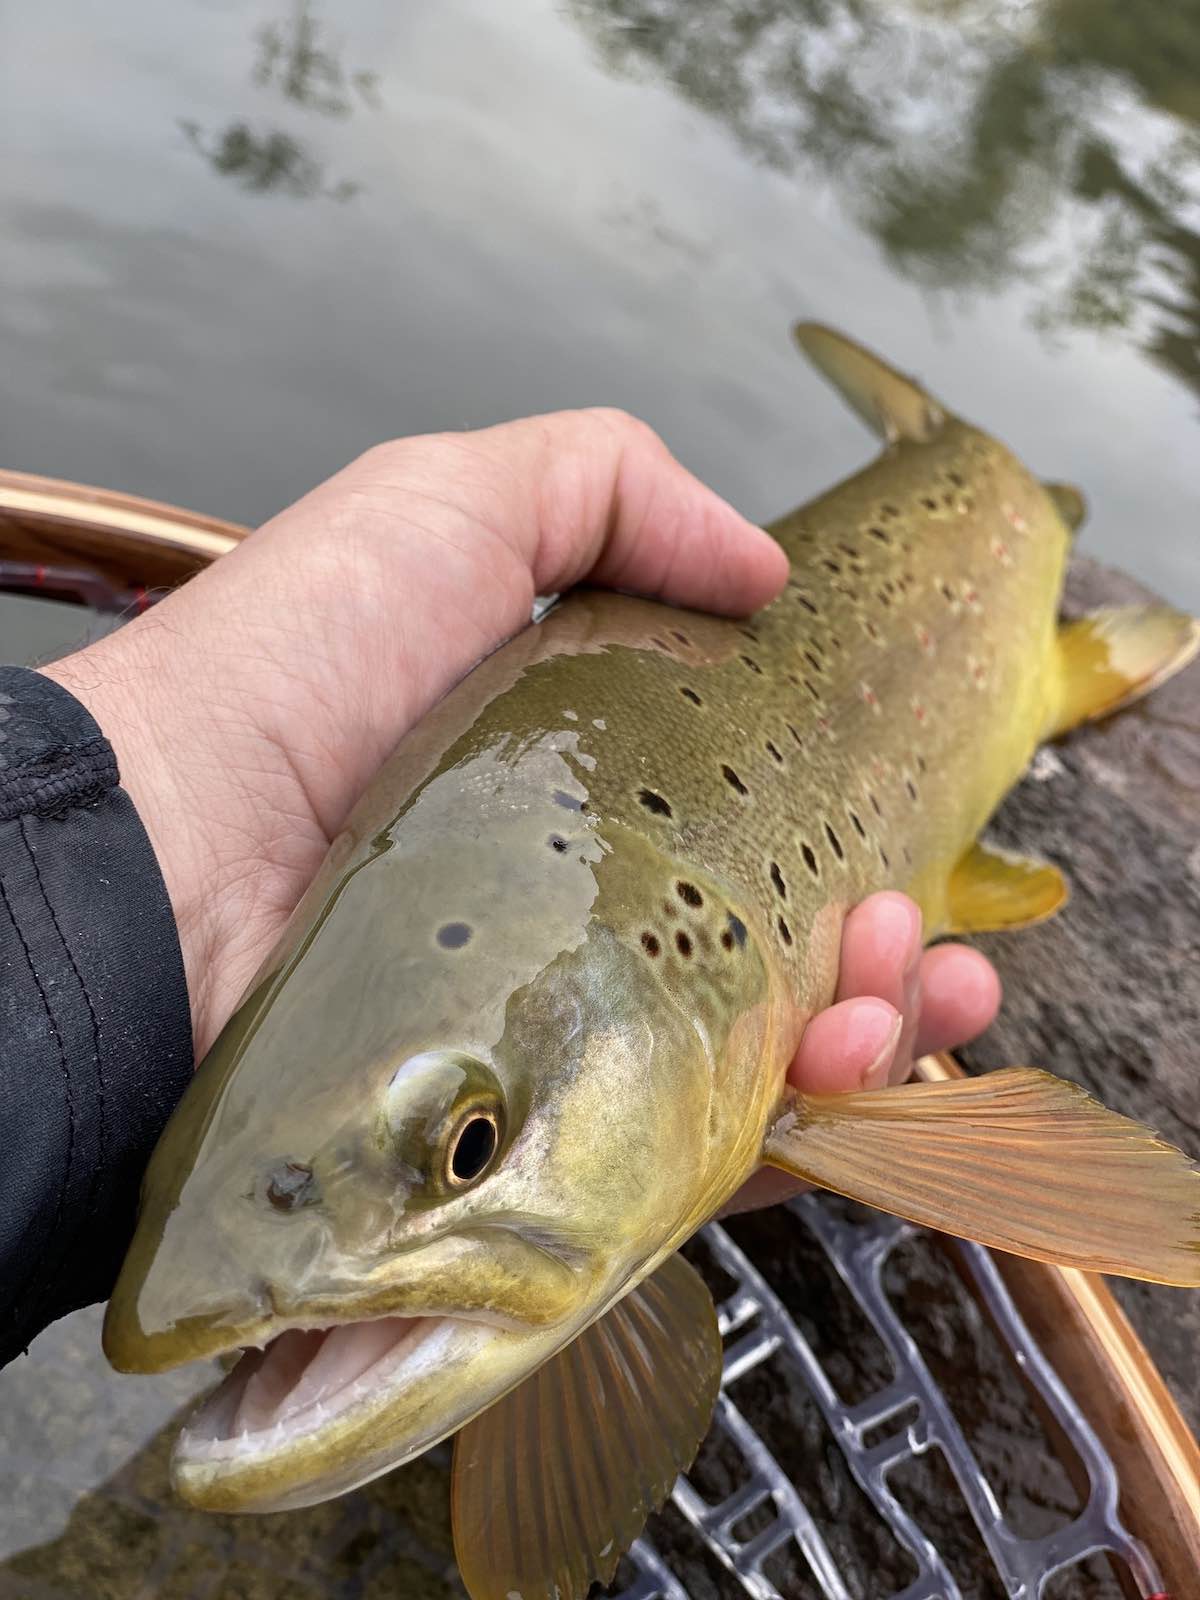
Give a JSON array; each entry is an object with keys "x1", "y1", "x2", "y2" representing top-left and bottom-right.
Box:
[
  {"x1": 569, "y1": 0, "x2": 1200, "y2": 400},
  {"x1": 180, "y1": 1, "x2": 379, "y2": 202}
]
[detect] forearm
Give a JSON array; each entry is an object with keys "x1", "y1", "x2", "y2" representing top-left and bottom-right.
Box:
[{"x1": 0, "y1": 666, "x2": 192, "y2": 1364}]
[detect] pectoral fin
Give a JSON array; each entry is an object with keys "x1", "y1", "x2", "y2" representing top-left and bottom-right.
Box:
[
  {"x1": 792, "y1": 322, "x2": 945, "y2": 443},
  {"x1": 763, "y1": 1068, "x2": 1200, "y2": 1285},
  {"x1": 1049, "y1": 605, "x2": 1199, "y2": 737},
  {"x1": 451, "y1": 1252, "x2": 721, "y2": 1600},
  {"x1": 945, "y1": 840, "x2": 1067, "y2": 933}
]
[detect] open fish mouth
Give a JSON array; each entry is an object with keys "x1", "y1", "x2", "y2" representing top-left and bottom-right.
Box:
[
  {"x1": 184, "y1": 1315, "x2": 445, "y2": 1455},
  {"x1": 172, "y1": 1312, "x2": 501, "y2": 1511}
]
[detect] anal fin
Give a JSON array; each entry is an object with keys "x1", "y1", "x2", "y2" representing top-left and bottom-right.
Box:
[
  {"x1": 946, "y1": 840, "x2": 1067, "y2": 934},
  {"x1": 451, "y1": 1252, "x2": 721, "y2": 1600},
  {"x1": 1050, "y1": 605, "x2": 1199, "y2": 737},
  {"x1": 763, "y1": 1068, "x2": 1200, "y2": 1285}
]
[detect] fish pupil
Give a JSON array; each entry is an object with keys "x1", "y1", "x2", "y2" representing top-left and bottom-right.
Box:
[{"x1": 450, "y1": 1116, "x2": 498, "y2": 1183}]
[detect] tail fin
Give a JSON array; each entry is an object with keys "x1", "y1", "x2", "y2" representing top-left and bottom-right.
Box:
[
  {"x1": 792, "y1": 322, "x2": 946, "y2": 444},
  {"x1": 1049, "y1": 605, "x2": 1200, "y2": 737}
]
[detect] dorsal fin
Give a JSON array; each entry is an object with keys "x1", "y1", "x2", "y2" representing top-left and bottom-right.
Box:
[{"x1": 792, "y1": 322, "x2": 946, "y2": 444}]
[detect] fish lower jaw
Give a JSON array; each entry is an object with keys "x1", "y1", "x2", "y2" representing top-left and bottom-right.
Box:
[{"x1": 173, "y1": 1312, "x2": 487, "y2": 1508}]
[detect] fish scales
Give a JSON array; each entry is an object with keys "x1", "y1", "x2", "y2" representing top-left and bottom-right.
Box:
[{"x1": 102, "y1": 327, "x2": 1200, "y2": 1598}]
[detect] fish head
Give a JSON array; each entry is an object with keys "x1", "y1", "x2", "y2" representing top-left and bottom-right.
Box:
[{"x1": 104, "y1": 730, "x2": 763, "y2": 1512}]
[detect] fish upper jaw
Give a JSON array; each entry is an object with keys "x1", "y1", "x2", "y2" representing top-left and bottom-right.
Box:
[{"x1": 103, "y1": 1216, "x2": 591, "y2": 1376}]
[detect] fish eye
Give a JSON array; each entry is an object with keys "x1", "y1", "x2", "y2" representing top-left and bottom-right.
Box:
[
  {"x1": 447, "y1": 1110, "x2": 500, "y2": 1187},
  {"x1": 384, "y1": 1051, "x2": 507, "y2": 1198}
]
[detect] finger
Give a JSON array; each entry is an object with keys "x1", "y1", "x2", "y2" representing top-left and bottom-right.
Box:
[
  {"x1": 724, "y1": 997, "x2": 899, "y2": 1220},
  {"x1": 787, "y1": 996, "x2": 902, "y2": 1094},
  {"x1": 835, "y1": 891, "x2": 923, "y2": 1082},
  {"x1": 717, "y1": 1165, "x2": 808, "y2": 1218},
  {"x1": 455, "y1": 408, "x2": 789, "y2": 615},
  {"x1": 914, "y1": 943, "x2": 1002, "y2": 1058}
]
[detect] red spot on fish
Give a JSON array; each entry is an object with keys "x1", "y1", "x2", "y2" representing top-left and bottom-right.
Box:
[
  {"x1": 911, "y1": 700, "x2": 927, "y2": 724},
  {"x1": 1002, "y1": 500, "x2": 1029, "y2": 533},
  {"x1": 990, "y1": 538, "x2": 1013, "y2": 567},
  {"x1": 915, "y1": 624, "x2": 934, "y2": 655},
  {"x1": 860, "y1": 683, "x2": 879, "y2": 712}
]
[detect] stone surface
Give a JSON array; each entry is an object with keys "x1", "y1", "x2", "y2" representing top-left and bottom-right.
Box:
[{"x1": 958, "y1": 555, "x2": 1200, "y2": 1434}]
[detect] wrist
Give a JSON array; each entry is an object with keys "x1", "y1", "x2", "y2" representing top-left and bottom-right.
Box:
[{"x1": 40, "y1": 624, "x2": 220, "y2": 1050}]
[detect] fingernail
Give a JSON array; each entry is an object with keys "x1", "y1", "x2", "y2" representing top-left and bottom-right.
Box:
[{"x1": 860, "y1": 1010, "x2": 903, "y2": 1091}]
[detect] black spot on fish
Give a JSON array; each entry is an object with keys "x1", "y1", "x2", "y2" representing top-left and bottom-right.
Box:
[
  {"x1": 770, "y1": 862, "x2": 786, "y2": 899},
  {"x1": 849, "y1": 809, "x2": 866, "y2": 839},
  {"x1": 801, "y1": 843, "x2": 819, "y2": 876},
  {"x1": 804, "y1": 650, "x2": 822, "y2": 674},
  {"x1": 437, "y1": 922, "x2": 472, "y2": 950},
  {"x1": 804, "y1": 679, "x2": 821, "y2": 702},
  {"x1": 947, "y1": 470, "x2": 964, "y2": 487},
  {"x1": 641, "y1": 931, "x2": 661, "y2": 957},
  {"x1": 675, "y1": 930, "x2": 693, "y2": 958},
  {"x1": 822, "y1": 559, "x2": 841, "y2": 574},
  {"x1": 797, "y1": 596, "x2": 819, "y2": 615},
  {"x1": 921, "y1": 496, "x2": 937, "y2": 511},
  {"x1": 677, "y1": 881, "x2": 703, "y2": 908},
  {"x1": 672, "y1": 630, "x2": 691, "y2": 645},
  {"x1": 680, "y1": 687, "x2": 702, "y2": 706},
  {"x1": 879, "y1": 846, "x2": 891, "y2": 869},
  {"x1": 869, "y1": 792, "x2": 883, "y2": 818},
  {"x1": 639, "y1": 788, "x2": 672, "y2": 817},
  {"x1": 739, "y1": 627, "x2": 760, "y2": 643},
  {"x1": 726, "y1": 912, "x2": 747, "y2": 949},
  {"x1": 777, "y1": 916, "x2": 793, "y2": 947},
  {"x1": 765, "y1": 740, "x2": 784, "y2": 764},
  {"x1": 906, "y1": 778, "x2": 919, "y2": 802},
  {"x1": 722, "y1": 765, "x2": 748, "y2": 796},
  {"x1": 553, "y1": 789, "x2": 583, "y2": 811},
  {"x1": 825, "y1": 823, "x2": 844, "y2": 861},
  {"x1": 740, "y1": 655, "x2": 763, "y2": 674},
  {"x1": 548, "y1": 834, "x2": 568, "y2": 853},
  {"x1": 868, "y1": 526, "x2": 891, "y2": 544}
]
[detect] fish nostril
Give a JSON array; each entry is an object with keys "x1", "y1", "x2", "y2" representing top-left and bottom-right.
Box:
[{"x1": 265, "y1": 1161, "x2": 319, "y2": 1212}]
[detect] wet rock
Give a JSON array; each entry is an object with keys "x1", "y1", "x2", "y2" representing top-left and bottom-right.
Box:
[{"x1": 959, "y1": 555, "x2": 1200, "y2": 1434}]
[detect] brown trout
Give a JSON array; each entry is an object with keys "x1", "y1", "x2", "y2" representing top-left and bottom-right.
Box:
[{"x1": 105, "y1": 327, "x2": 1200, "y2": 1600}]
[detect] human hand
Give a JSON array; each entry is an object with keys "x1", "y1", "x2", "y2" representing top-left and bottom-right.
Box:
[
  {"x1": 723, "y1": 890, "x2": 1000, "y2": 1214},
  {"x1": 40, "y1": 411, "x2": 997, "y2": 1108},
  {"x1": 41, "y1": 410, "x2": 787, "y2": 1054}
]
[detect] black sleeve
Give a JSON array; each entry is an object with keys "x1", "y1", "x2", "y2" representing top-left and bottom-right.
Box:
[{"x1": 0, "y1": 665, "x2": 193, "y2": 1366}]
